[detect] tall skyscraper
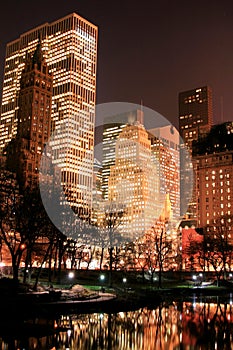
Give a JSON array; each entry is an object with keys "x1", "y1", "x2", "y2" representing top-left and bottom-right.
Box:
[
  {"x1": 0, "y1": 13, "x2": 98, "y2": 216},
  {"x1": 179, "y1": 86, "x2": 212, "y2": 219},
  {"x1": 6, "y1": 39, "x2": 53, "y2": 189},
  {"x1": 179, "y1": 86, "x2": 213, "y2": 150},
  {"x1": 108, "y1": 122, "x2": 161, "y2": 240}
]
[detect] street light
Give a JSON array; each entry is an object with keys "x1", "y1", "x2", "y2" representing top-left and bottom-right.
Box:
[
  {"x1": 68, "y1": 271, "x2": 75, "y2": 279},
  {"x1": 100, "y1": 274, "x2": 105, "y2": 282},
  {"x1": 100, "y1": 274, "x2": 105, "y2": 293}
]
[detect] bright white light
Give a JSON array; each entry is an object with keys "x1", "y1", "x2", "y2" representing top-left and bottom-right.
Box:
[
  {"x1": 192, "y1": 275, "x2": 197, "y2": 280},
  {"x1": 100, "y1": 274, "x2": 105, "y2": 281},
  {"x1": 123, "y1": 277, "x2": 127, "y2": 283},
  {"x1": 68, "y1": 272, "x2": 75, "y2": 279}
]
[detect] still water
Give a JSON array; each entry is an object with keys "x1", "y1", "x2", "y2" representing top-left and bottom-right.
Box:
[{"x1": 1, "y1": 296, "x2": 233, "y2": 350}]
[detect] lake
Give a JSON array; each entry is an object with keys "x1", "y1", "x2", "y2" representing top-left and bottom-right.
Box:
[{"x1": 1, "y1": 294, "x2": 233, "y2": 349}]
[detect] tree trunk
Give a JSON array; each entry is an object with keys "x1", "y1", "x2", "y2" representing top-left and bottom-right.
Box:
[
  {"x1": 33, "y1": 242, "x2": 53, "y2": 290},
  {"x1": 23, "y1": 249, "x2": 30, "y2": 284},
  {"x1": 12, "y1": 258, "x2": 19, "y2": 281},
  {"x1": 100, "y1": 247, "x2": 104, "y2": 271},
  {"x1": 158, "y1": 264, "x2": 162, "y2": 289},
  {"x1": 109, "y1": 247, "x2": 113, "y2": 287}
]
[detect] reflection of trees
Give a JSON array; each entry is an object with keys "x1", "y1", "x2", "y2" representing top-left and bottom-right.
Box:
[{"x1": 182, "y1": 299, "x2": 233, "y2": 349}]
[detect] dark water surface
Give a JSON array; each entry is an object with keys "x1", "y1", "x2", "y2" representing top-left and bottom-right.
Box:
[{"x1": 1, "y1": 295, "x2": 233, "y2": 349}]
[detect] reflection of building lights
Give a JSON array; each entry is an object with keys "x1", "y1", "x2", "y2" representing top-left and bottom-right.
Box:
[
  {"x1": 179, "y1": 333, "x2": 182, "y2": 342},
  {"x1": 100, "y1": 313, "x2": 104, "y2": 320}
]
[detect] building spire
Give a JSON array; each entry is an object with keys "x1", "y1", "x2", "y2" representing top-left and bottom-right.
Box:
[
  {"x1": 138, "y1": 99, "x2": 144, "y2": 125},
  {"x1": 32, "y1": 33, "x2": 43, "y2": 69}
]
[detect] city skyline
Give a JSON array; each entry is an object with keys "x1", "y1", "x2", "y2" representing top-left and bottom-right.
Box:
[{"x1": 0, "y1": 0, "x2": 233, "y2": 129}]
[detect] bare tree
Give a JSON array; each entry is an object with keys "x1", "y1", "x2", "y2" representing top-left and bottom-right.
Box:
[
  {"x1": 194, "y1": 218, "x2": 233, "y2": 285},
  {"x1": 153, "y1": 227, "x2": 172, "y2": 288}
]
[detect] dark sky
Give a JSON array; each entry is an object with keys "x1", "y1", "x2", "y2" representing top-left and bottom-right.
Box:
[{"x1": 0, "y1": 0, "x2": 233, "y2": 128}]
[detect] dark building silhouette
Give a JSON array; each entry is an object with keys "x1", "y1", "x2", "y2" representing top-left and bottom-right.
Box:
[
  {"x1": 7, "y1": 38, "x2": 53, "y2": 189},
  {"x1": 179, "y1": 86, "x2": 213, "y2": 219},
  {"x1": 179, "y1": 86, "x2": 213, "y2": 150}
]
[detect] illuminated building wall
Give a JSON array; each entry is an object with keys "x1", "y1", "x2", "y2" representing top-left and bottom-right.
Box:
[
  {"x1": 193, "y1": 122, "x2": 233, "y2": 240},
  {"x1": 108, "y1": 122, "x2": 160, "y2": 240},
  {"x1": 148, "y1": 125, "x2": 180, "y2": 221},
  {"x1": 0, "y1": 13, "x2": 98, "y2": 216},
  {"x1": 102, "y1": 110, "x2": 143, "y2": 200},
  {"x1": 181, "y1": 225, "x2": 203, "y2": 271},
  {"x1": 92, "y1": 158, "x2": 103, "y2": 226}
]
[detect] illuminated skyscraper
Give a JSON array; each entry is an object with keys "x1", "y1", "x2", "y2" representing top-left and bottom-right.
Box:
[
  {"x1": 179, "y1": 86, "x2": 212, "y2": 219},
  {"x1": 179, "y1": 86, "x2": 213, "y2": 150},
  {"x1": 102, "y1": 110, "x2": 143, "y2": 200},
  {"x1": 148, "y1": 125, "x2": 180, "y2": 221},
  {"x1": 0, "y1": 13, "x2": 98, "y2": 215},
  {"x1": 6, "y1": 40, "x2": 53, "y2": 189},
  {"x1": 108, "y1": 122, "x2": 161, "y2": 240}
]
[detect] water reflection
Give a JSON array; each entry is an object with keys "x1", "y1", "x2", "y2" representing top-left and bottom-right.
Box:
[{"x1": 1, "y1": 297, "x2": 233, "y2": 349}]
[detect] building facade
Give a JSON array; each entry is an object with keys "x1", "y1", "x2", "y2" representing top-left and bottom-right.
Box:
[
  {"x1": 193, "y1": 122, "x2": 233, "y2": 241},
  {"x1": 102, "y1": 110, "x2": 143, "y2": 200},
  {"x1": 0, "y1": 13, "x2": 98, "y2": 216},
  {"x1": 108, "y1": 122, "x2": 161, "y2": 241},
  {"x1": 148, "y1": 125, "x2": 180, "y2": 221},
  {"x1": 6, "y1": 39, "x2": 53, "y2": 189}
]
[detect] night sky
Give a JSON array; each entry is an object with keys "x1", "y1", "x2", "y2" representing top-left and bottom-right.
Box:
[{"x1": 0, "y1": 0, "x2": 233, "y2": 128}]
